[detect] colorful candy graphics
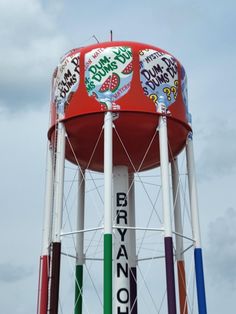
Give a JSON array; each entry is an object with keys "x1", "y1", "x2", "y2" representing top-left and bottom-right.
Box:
[
  {"x1": 139, "y1": 49, "x2": 178, "y2": 109},
  {"x1": 181, "y1": 66, "x2": 190, "y2": 122},
  {"x1": 85, "y1": 47, "x2": 133, "y2": 108},
  {"x1": 53, "y1": 52, "x2": 80, "y2": 113}
]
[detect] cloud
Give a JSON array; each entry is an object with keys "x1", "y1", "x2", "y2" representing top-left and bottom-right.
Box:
[
  {"x1": 206, "y1": 207, "x2": 236, "y2": 289},
  {"x1": 196, "y1": 118, "x2": 236, "y2": 180},
  {"x1": 0, "y1": 263, "x2": 33, "y2": 283},
  {"x1": 0, "y1": 0, "x2": 69, "y2": 112}
]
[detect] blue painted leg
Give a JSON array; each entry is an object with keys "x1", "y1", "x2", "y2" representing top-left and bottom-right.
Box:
[{"x1": 194, "y1": 248, "x2": 207, "y2": 314}]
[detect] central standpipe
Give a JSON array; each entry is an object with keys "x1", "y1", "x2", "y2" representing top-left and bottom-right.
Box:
[
  {"x1": 113, "y1": 166, "x2": 130, "y2": 314},
  {"x1": 158, "y1": 99, "x2": 177, "y2": 314}
]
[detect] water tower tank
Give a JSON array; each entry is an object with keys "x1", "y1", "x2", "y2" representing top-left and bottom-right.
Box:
[{"x1": 49, "y1": 41, "x2": 190, "y2": 171}]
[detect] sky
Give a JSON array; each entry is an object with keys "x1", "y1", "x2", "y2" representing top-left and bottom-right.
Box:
[{"x1": 0, "y1": 0, "x2": 236, "y2": 313}]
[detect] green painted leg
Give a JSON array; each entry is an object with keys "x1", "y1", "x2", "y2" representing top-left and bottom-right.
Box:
[
  {"x1": 75, "y1": 264, "x2": 83, "y2": 314},
  {"x1": 104, "y1": 234, "x2": 112, "y2": 314}
]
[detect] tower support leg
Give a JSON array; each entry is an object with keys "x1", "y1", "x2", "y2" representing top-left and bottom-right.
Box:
[
  {"x1": 38, "y1": 143, "x2": 54, "y2": 314},
  {"x1": 186, "y1": 133, "x2": 207, "y2": 314},
  {"x1": 49, "y1": 118, "x2": 66, "y2": 314},
  {"x1": 74, "y1": 167, "x2": 85, "y2": 314},
  {"x1": 158, "y1": 99, "x2": 177, "y2": 314},
  {"x1": 103, "y1": 104, "x2": 113, "y2": 314},
  {"x1": 171, "y1": 158, "x2": 188, "y2": 314}
]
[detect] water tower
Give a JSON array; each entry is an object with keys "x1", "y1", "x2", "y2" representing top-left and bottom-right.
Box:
[{"x1": 37, "y1": 41, "x2": 207, "y2": 314}]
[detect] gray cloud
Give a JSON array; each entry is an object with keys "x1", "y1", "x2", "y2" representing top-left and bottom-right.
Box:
[
  {"x1": 196, "y1": 119, "x2": 236, "y2": 180},
  {"x1": 206, "y1": 207, "x2": 236, "y2": 289},
  {"x1": 0, "y1": 0, "x2": 69, "y2": 112},
  {"x1": 0, "y1": 263, "x2": 33, "y2": 283}
]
